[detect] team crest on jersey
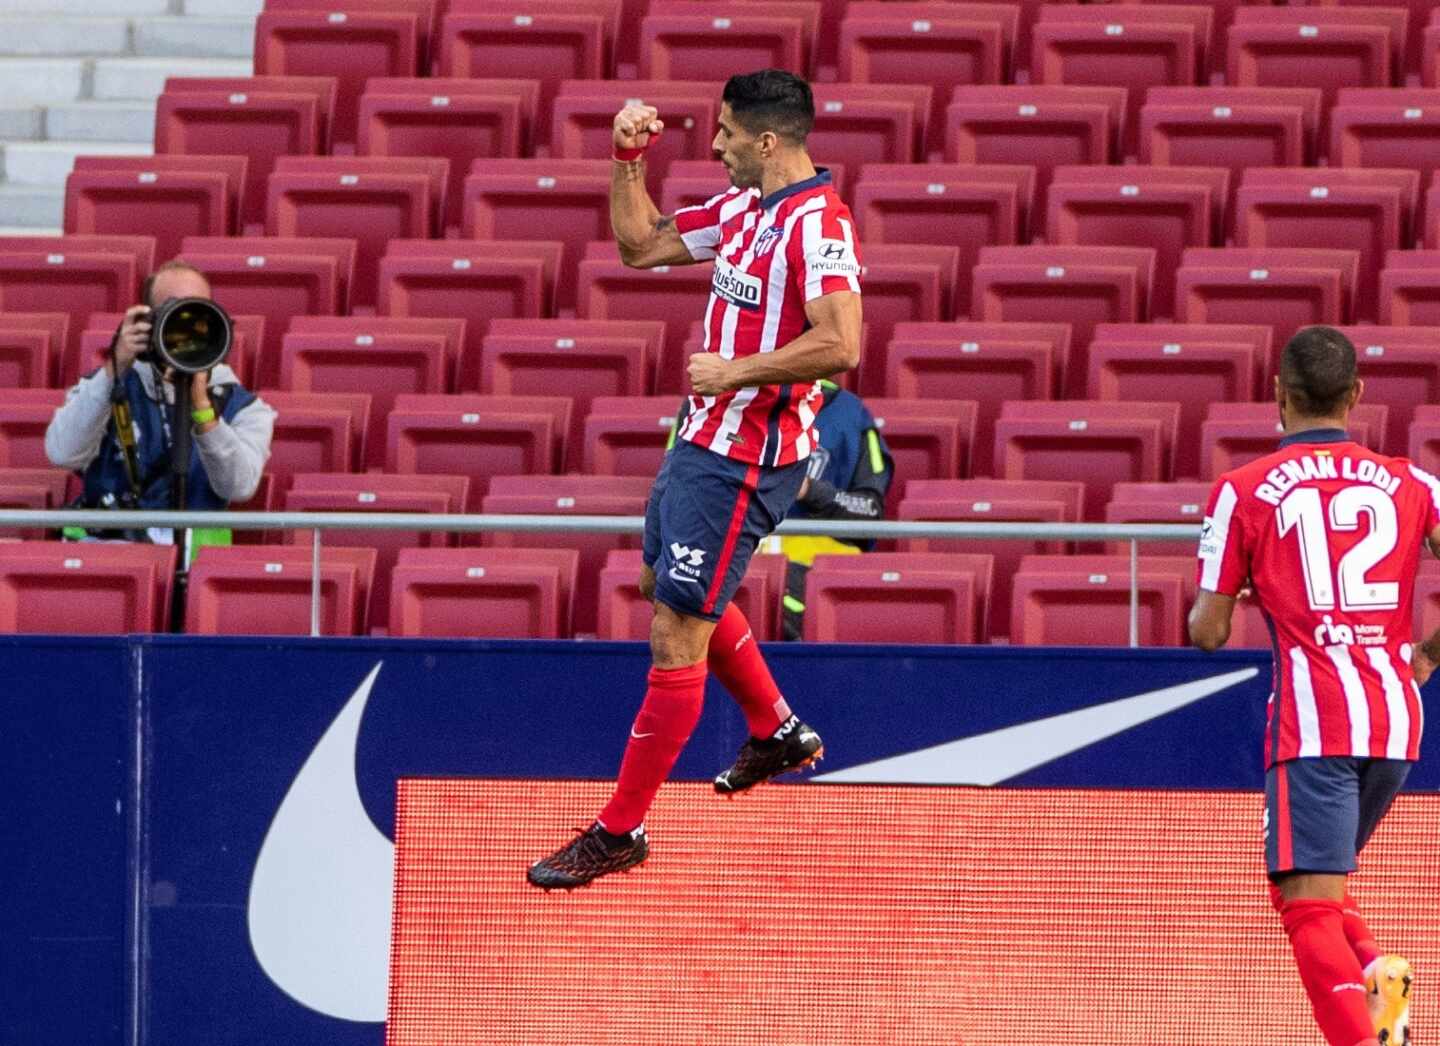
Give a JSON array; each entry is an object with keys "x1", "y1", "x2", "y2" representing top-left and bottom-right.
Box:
[
  {"x1": 753, "y1": 224, "x2": 785, "y2": 256},
  {"x1": 712, "y1": 257, "x2": 763, "y2": 311}
]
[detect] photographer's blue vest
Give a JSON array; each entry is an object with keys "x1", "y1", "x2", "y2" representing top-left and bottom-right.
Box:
[
  {"x1": 785, "y1": 385, "x2": 874, "y2": 521},
  {"x1": 81, "y1": 368, "x2": 256, "y2": 510}
]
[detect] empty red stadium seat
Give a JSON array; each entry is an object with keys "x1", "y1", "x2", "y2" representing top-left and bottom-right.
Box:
[
  {"x1": 1410, "y1": 404, "x2": 1440, "y2": 474},
  {"x1": 377, "y1": 240, "x2": 553, "y2": 378},
  {"x1": 640, "y1": 11, "x2": 805, "y2": 80},
  {"x1": 1139, "y1": 86, "x2": 1320, "y2": 184},
  {"x1": 266, "y1": 158, "x2": 440, "y2": 310},
  {"x1": 1031, "y1": 4, "x2": 1209, "y2": 156},
  {"x1": 945, "y1": 85, "x2": 1125, "y2": 206},
  {"x1": 186, "y1": 544, "x2": 376, "y2": 636},
  {"x1": 286, "y1": 313, "x2": 466, "y2": 393},
  {"x1": 161, "y1": 73, "x2": 337, "y2": 153},
  {"x1": 260, "y1": 392, "x2": 366, "y2": 494},
  {"x1": 1335, "y1": 324, "x2": 1440, "y2": 456},
  {"x1": 386, "y1": 393, "x2": 568, "y2": 499},
  {"x1": 1174, "y1": 247, "x2": 1360, "y2": 346},
  {"x1": 838, "y1": 4, "x2": 1014, "y2": 145},
  {"x1": 64, "y1": 158, "x2": 241, "y2": 262},
  {"x1": 1104, "y1": 480, "x2": 1211, "y2": 556},
  {"x1": 1047, "y1": 165, "x2": 1226, "y2": 320},
  {"x1": 808, "y1": 86, "x2": 923, "y2": 166},
  {"x1": 551, "y1": 81, "x2": 717, "y2": 185},
  {"x1": 254, "y1": 9, "x2": 419, "y2": 152},
  {"x1": 0, "y1": 249, "x2": 139, "y2": 363},
  {"x1": 0, "y1": 390, "x2": 63, "y2": 468},
  {"x1": 1235, "y1": 168, "x2": 1418, "y2": 323},
  {"x1": 263, "y1": 0, "x2": 440, "y2": 68},
  {"x1": 0, "y1": 327, "x2": 54, "y2": 390},
  {"x1": 898, "y1": 477, "x2": 1082, "y2": 641},
  {"x1": 971, "y1": 245, "x2": 1156, "y2": 371},
  {"x1": 581, "y1": 395, "x2": 681, "y2": 477},
  {"x1": 388, "y1": 547, "x2": 576, "y2": 639},
  {"x1": 279, "y1": 328, "x2": 448, "y2": 468},
  {"x1": 481, "y1": 326, "x2": 650, "y2": 468},
  {"x1": 1086, "y1": 323, "x2": 1267, "y2": 479},
  {"x1": 804, "y1": 551, "x2": 993, "y2": 644},
  {"x1": 577, "y1": 250, "x2": 710, "y2": 382},
  {"x1": 0, "y1": 313, "x2": 68, "y2": 388},
  {"x1": 0, "y1": 540, "x2": 175, "y2": 634},
  {"x1": 1378, "y1": 249, "x2": 1440, "y2": 327},
  {"x1": 479, "y1": 474, "x2": 648, "y2": 636},
  {"x1": 1227, "y1": 8, "x2": 1398, "y2": 114},
  {"x1": 882, "y1": 321, "x2": 1066, "y2": 474},
  {"x1": 597, "y1": 547, "x2": 786, "y2": 641},
  {"x1": 0, "y1": 466, "x2": 70, "y2": 540},
  {"x1": 364, "y1": 75, "x2": 538, "y2": 147},
  {"x1": 864, "y1": 398, "x2": 977, "y2": 515},
  {"x1": 1330, "y1": 90, "x2": 1440, "y2": 214},
  {"x1": 462, "y1": 159, "x2": 610, "y2": 311},
  {"x1": 994, "y1": 400, "x2": 1178, "y2": 519},
  {"x1": 1202, "y1": 402, "x2": 1386, "y2": 478},
  {"x1": 154, "y1": 90, "x2": 318, "y2": 233},
  {"x1": 438, "y1": 10, "x2": 604, "y2": 144},
  {"x1": 1010, "y1": 553, "x2": 1191, "y2": 646}
]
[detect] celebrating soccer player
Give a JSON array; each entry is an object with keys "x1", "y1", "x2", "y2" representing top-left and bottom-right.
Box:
[
  {"x1": 1190, "y1": 326, "x2": 1431, "y2": 1046},
  {"x1": 528, "y1": 70, "x2": 863, "y2": 890}
]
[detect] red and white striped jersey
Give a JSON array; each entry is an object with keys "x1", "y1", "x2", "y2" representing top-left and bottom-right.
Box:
[
  {"x1": 1198, "y1": 429, "x2": 1439, "y2": 766},
  {"x1": 671, "y1": 168, "x2": 861, "y2": 467}
]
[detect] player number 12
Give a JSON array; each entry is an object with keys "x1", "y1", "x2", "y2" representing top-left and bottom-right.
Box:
[{"x1": 1275, "y1": 486, "x2": 1400, "y2": 613}]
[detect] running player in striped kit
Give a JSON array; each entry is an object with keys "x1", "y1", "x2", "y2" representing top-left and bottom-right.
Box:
[
  {"x1": 1190, "y1": 326, "x2": 1433, "y2": 1045},
  {"x1": 530, "y1": 70, "x2": 862, "y2": 890}
]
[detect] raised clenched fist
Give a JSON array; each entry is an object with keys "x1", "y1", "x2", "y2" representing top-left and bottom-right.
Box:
[{"x1": 613, "y1": 104, "x2": 664, "y2": 153}]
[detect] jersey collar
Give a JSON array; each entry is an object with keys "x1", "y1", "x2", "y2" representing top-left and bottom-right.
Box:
[
  {"x1": 1277, "y1": 426, "x2": 1350, "y2": 449},
  {"x1": 759, "y1": 167, "x2": 832, "y2": 211}
]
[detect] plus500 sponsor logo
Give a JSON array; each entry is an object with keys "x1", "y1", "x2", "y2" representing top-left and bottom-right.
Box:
[{"x1": 712, "y1": 259, "x2": 762, "y2": 311}]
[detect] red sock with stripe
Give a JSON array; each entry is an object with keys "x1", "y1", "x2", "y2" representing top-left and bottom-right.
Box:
[
  {"x1": 596, "y1": 661, "x2": 708, "y2": 834},
  {"x1": 1281, "y1": 898, "x2": 1381, "y2": 1046},
  {"x1": 1341, "y1": 893, "x2": 1384, "y2": 972},
  {"x1": 708, "y1": 603, "x2": 791, "y2": 739}
]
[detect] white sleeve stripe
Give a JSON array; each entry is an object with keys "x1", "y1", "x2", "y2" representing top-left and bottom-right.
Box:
[
  {"x1": 1409, "y1": 464, "x2": 1440, "y2": 518},
  {"x1": 838, "y1": 215, "x2": 860, "y2": 294},
  {"x1": 1199, "y1": 480, "x2": 1238, "y2": 591},
  {"x1": 801, "y1": 209, "x2": 824, "y2": 301}
]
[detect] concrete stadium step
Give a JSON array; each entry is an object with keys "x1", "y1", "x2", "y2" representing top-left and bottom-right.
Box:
[
  {"x1": 0, "y1": 183, "x2": 65, "y2": 230},
  {"x1": 0, "y1": 17, "x2": 131, "y2": 57},
  {"x1": 0, "y1": 104, "x2": 44, "y2": 142},
  {"x1": 46, "y1": 101, "x2": 155, "y2": 143},
  {"x1": 92, "y1": 56, "x2": 251, "y2": 102},
  {"x1": 3, "y1": 140, "x2": 153, "y2": 186},
  {"x1": 183, "y1": 0, "x2": 263, "y2": 15},
  {"x1": 4, "y1": 0, "x2": 170, "y2": 14},
  {"x1": 0, "y1": 224, "x2": 61, "y2": 236},
  {"x1": 135, "y1": 16, "x2": 255, "y2": 60},
  {"x1": 0, "y1": 58, "x2": 88, "y2": 105}
]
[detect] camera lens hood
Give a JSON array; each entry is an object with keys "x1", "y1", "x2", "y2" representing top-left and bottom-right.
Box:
[{"x1": 149, "y1": 297, "x2": 232, "y2": 375}]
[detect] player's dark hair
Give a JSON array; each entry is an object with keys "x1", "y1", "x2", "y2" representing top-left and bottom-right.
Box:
[
  {"x1": 1280, "y1": 325, "x2": 1358, "y2": 417},
  {"x1": 143, "y1": 259, "x2": 209, "y2": 307},
  {"x1": 722, "y1": 69, "x2": 814, "y2": 143}
]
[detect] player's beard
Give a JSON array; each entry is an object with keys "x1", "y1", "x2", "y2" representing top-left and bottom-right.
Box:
[{"x1": 725, "y1": 153, "x2": 762, "y2": 190}]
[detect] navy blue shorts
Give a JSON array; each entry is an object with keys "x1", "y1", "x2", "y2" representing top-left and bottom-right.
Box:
[
  {"x1": 644, "y1": 439, "x2": 807, "y2": 622},
  {"x1": 1265, "y1": 757, "x2": 1410, "y2": 878}
]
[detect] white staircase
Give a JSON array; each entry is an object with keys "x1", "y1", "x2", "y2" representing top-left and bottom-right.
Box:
[{"x1": 0, "y1": 0, "x2": 258, "y2": 233}]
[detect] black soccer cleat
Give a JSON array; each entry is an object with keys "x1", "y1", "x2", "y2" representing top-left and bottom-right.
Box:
[
  {"x1": 527, "y1": 823, "x2": 649, "y2": 891},
  {"x1": 713, "y1": 715, "x2": 824, "y2": 795}
]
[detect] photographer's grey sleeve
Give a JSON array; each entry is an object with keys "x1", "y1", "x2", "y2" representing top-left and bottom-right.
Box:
[
  {"x1": 44, "y1": 370, "x2": 116, "y2": 471},
  {"x1": 195, "y1": 396, "x2": 277, "y2": 503}
]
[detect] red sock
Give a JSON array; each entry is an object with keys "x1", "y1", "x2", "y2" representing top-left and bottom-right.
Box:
[
  {"x1": 1281, "y1": 898, "x2": 1380, "y2": 1046},
  {"x1": 708, "y1": 603, "x2": 791, "y2": 739},
  {"x1": 596, "y1": 661, "x2": 707, "y2": 834},
  {"x1": 1341, "y1": 893, "x2": 1384, "y2": 972}
]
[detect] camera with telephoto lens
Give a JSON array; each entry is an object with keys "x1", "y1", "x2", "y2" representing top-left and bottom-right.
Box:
[{"x1": 140, "y1": 297, "x2": 232, "y2": 375}]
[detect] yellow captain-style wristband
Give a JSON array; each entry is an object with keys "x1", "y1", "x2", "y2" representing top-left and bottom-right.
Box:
[{"x1": 191, "y1": 406, "x2": 217, "y2": 425}]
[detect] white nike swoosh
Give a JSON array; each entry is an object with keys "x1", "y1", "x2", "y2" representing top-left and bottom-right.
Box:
[
  {"x1": 247, "y1": 663, "x2": 392, "y2": 1022},
  {"x1": 668, "y1": 569, "x2": 701, "y2": 585},
  {"x1": 813, "y1": 667, "x2": 1260, "y2": 786},
  {"x1": 631, "y1": 729, "x2": 655, "y2": 739}
]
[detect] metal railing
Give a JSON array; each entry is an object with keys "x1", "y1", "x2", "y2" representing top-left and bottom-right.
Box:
[{"x1": 0, "y1": 510, "x2": 1202, "y2": 647}]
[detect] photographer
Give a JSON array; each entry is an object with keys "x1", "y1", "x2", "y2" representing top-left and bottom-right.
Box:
[{"x1": 44, "y1": 260, "x2": 275, "y2": 529}]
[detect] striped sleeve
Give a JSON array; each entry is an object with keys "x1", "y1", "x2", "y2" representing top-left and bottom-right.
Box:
[
  {"x1": 1197, "y1": 478, "x2": 1247, "y2": 596},
  {"x1": 793, "y1": 201, "x2": 862, "y2": 303},
  {"x1": 1409, "y1": 463, "x2": 1440, "y2": 535},
  {"x1": 672, "y1": 188, "x2": 743, "y2": 261}
]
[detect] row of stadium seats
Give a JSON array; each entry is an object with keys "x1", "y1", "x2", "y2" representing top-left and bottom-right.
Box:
[
  {"x1": 6, "y1": 471, "x2": 1440, "y2": 640},
  {"x1": 148, "y1": 75, "x2": 1440, "y2": 186},
  {"x1": 10, "y1": 536, "x2": 1440, "y2": 647},
  {"x1": 243, "y1": 2, "x2": 1440, "y2": 153}
]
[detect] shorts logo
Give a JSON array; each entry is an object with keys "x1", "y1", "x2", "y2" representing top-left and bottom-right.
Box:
[
  {"x1": 670, "y1": 543, "x2": 706, "y2": 568},
  {"x1": 806, "y1": 238, "x2": 861, "y2": 278},
  {"x1": 753, "y1": 225, "x2": 784, "y2": 256},
  {"x1": 712, "y1": 258, "x2": 762, "y2": 311}
]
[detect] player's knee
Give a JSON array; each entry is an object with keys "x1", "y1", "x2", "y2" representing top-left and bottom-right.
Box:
[
  {"x1": 638, "y1": 564, "x2": 656, "y2": 602},
  {"x1": 650, "y1": 603, "x2": 712, "y2": 668}
]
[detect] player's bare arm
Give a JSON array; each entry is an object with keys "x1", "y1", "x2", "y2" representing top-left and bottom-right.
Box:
[
  {"x1": 610, "y1": 104, "x2": 692, "y2": 270},
  {"x1": 688, "y1": 290, "x2": 861, "y2": 396},
  {"x1": 1187, "y1": 589, "x2": 1236, "y2": 652}
]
